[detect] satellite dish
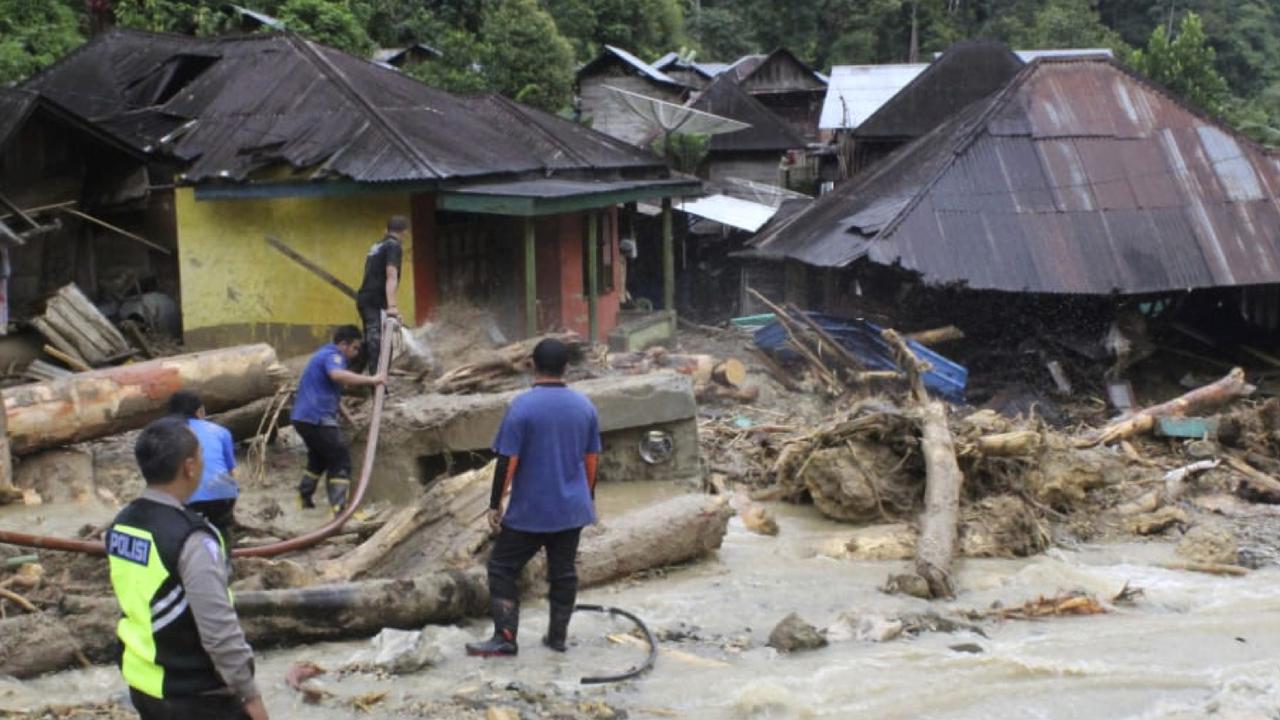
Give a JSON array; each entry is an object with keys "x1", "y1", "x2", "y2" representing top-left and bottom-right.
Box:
[{"x1": 605, "y1": 85, "x2": 750, "y2": 136}]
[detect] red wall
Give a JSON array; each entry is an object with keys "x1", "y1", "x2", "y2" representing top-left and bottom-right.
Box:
[{"x1": 553, "y1": 208, "x2": 620, "y2": 342}]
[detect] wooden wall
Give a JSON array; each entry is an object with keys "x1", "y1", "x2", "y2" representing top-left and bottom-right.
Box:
[{"x1": 579, "y1": 70, "x2": 686, "y2": 146}]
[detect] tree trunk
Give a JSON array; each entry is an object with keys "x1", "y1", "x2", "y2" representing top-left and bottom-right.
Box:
[
  {"x1": 1080, "y1": 368, "x2": 1254, "y2": 447},
  {"x1": 209, "y1": 394, "x2": 293, "y2": 442},
  {"x1": 3, "y1": 344, "x2": 284, "y2": 455},
  {"x1": 915, "y1": 400, "x2": 964, "y2": 598}
]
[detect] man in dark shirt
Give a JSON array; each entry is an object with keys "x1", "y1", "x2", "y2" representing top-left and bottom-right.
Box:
[
  {"x1": 355, "y1": 215, "x2": 407, "y2": 374},
  {"x1": 290, "y1": 325, "x2": 385, "y2": 513},
  {"x1": 466, "y1": 338, "x2": 601, "y2": 657}
]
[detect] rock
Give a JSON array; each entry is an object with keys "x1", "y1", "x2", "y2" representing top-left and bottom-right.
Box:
[
  {"x1": 1128, "y1": 506, "x2": 1189, "y2": 535},
  {"x1": 1177, "y1": 525, "x2": 1239, "y2": 566},
  {"x1": 346, "y1": 626, "x2": 449, "y2": 675},
  {"x1": 826, "y1": 612, "x2": 904, "y2": 643},
  {"x1": 840, "y1": 524, "x2": 917, "y2": 560},
  {"x1": 949, "y1": 643, "x2": 985, "y2": 654},
  {"x1": 486, "y1": 707, "x2": 520, "y2": 720},
  {"x1": 884, "y1": 573, "x2": 932, "y2": 599},
  {"x1": 766, "y1": 612, "x2": 827, "y2": 653},
  {"x1": 741, "y1": 503, "x2": 779, "y2": 536}
]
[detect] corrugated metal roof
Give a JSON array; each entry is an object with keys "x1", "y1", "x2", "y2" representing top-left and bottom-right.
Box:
[
  {"x1": 819, "y1": 63, "x2": 926, "y2": 130},
  {"x1": 578, "y1": 46, "x2": 684, "y2": 87},
  {"x1": 24, "y1": 29, "x2": 668, "y2": 186},
  {"x1": 853, "y1": 40, "x2": 1024, "y2": 140},
  {"x1": 749, "y1": 56, "x2": 1280, "y2": 295},
  {"x1": 0, "y1": 88, "x2": 38, "y2": 148},
  {"x1": 690, "y1": 74, "x2": 807, "y2": 153},
  {"x1": 678, "y1": 194, "x2": 777, "y2": 232}
]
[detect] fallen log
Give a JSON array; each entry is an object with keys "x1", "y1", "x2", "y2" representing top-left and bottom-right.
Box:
[
  {"x1": 230, "y1": 494, "x2": 734, "y2": 645},
  {"x1": 884, "y1": 329, "x2": 963, "y2": 599},
  {"x1": 1079, "y1": 368, "x2": 1254, "y2": 447},
  {"x1": 210, "y1": 393, "x2": 295, "y2": 442},
  {"x1": 711, "y1": 359, "x2": 747, "y2": 388},
  {"x1": 433, "y1": 333, "x2": 585, "y2": 393},
  {"x1": 974, "y1": 430, "x2": 1041, "y2": 457},
  {"x1": 3, "y1": 344, "x2": 285, "y2": 455},
  {"x1": 695, "y1": 383, "x2": 760, "y2": 404}
]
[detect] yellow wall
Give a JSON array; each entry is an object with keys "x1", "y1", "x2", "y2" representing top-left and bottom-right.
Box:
[{"x1": 175, "y1": 188, "x2": 415, "y2": 357}]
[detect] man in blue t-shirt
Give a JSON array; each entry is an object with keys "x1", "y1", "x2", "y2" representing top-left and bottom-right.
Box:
[
  {"x1": 168, "y1": 390, "x2": 239, "y2": 544},
  {"x1": 466, "y1": 338, "x2": 600, "y2": 658},
  {"x1": 290, "y1": 325, "x2": 385, "y2": 513}
]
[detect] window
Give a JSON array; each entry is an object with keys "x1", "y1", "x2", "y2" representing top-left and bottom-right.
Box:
[{"x1": 582, "y1": 211, "x2": 615, "y2": 296}]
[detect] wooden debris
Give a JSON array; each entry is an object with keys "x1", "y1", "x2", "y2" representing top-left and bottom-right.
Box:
[
  {"x1": 0, "y1": 588, "x2": 38, "y2": 613},
  {"x1": 432, "y1": 333, "x2": 586, "y2": 393},
  {"x1": 906, "y1": 325, "x2": 965, "y2": 346},
  {"x1": 42, "y1": 344, "x2": 91, "y2": 373},
  {"x1": 711, "y1": 358, "x2": 747, "y2": 387},
  {"x1": 23, "y1": 359, "x2": 72, "y2": 383},
  {"x1": 1225, "y1": 454, "x2": 1280, "y2": 504},
  {"x1": 607, "y1": 633, "x2": 731, "y2": 668},
  {"x1": 31, "y1": 284, "x2": 134, "y2": 368},
  {"x1": 884, "y1": 329, "x2": 963, "y2": 600},
  {"x1": 1158, "y1": 561, "x2": 1249, "y2": 577},
  {"x1": 1080, "y1": 368, "x2": 1255, "y2": 447},
  {"x1": 977, "y1": 592, "x2": 1107, "y2": 620}
]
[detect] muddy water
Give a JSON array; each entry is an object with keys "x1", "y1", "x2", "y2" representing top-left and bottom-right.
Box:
[{"x1": 4, "y1": 484, "x2": 1280, "y2": 719}]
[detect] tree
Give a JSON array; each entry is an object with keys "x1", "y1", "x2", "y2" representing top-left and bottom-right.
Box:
[
  {"x1": 479, "y1": 0, "x2": 575, "y2": 111},
  {"x1": 278, "y1": 0, "x2": 375, "y2": 56},
  {"x1": 590, "y1": 0, "x2": 684, "y2": 60},
  {"x1": 1129, "y1": 12, "x2": 1230, "y2": 116},
  {"x1": 111, "y1": 0, "x2": 229, "y2": 34},
  {"x1": 0, "y1": 0, "x2": 82, "y2": 84},
  {"x1": 686, "y1": 6, "x2": 758, "y2": 61},
  {"x1": 542, "y1": 0, "x2": 598, "y2": 61},
  {"x1": 999, "y1": 0, "x2": 1128, "y2": 53},
  {"x1": 407, "y1": 27, "x2": 491, "y2": 94}
]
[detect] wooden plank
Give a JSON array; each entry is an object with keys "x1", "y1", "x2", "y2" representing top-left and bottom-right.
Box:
[
  {"x1": 57, "y1": 207, "x2": 171, "y2": 255},
  {"x1": 55, "y1": 285, "x2": 130, "y2": 353},
  {"x1": 43, "y1": 344, "x2": 92, "y2": 373},
  {"x1": 46, "y1": 299, "x2": 113, "y2": 360},
  {"x1": 29, "y1": 318, "x2": 89, "y2": 368},
  {"x1": 264, "y1": 235, "x2": 357, "y2": 300},
  {"x1": 587, "y1": 211, "x2": 598, "y2": 344},
  {"x1": 523, "y1": 218, "x2": 536, "y2": 337},
  {"x1": 662, "y1": 197, "x2": 674, "y2": 315},
  {"x1": 42, "y1": 303, "x2": 108, "y2": 364}
]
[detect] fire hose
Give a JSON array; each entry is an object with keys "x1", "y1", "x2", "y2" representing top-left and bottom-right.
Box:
[
  {"x1": 0, "y1": 316, "x2": 399, "y2": 558},
  {"x1": 575, "y1": 604, "x2": 657, "y2": 684}
]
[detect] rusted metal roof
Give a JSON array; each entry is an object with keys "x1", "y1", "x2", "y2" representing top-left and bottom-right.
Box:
[
  {"x1": 748, "y1": 57, "x2": 1280, "y2": 295},
  {"x1": 25, "y1": 29, "x2": 668, "y2": 186},
  {"x1": 577, "y1": 46, "x2": 685, "y2": 88},
  {"x1": 689, "y1": 74, "x2": 807, "y2": 153}
]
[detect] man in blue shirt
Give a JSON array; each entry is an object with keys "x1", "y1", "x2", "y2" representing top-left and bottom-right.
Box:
[
  {"x1": 466, "y1": 338, "x2": 601, "y2": 657},
  {"x1": 168, "y1": 390, "x2": 239, "y2": 544},
  {"x1": 290, "y1": 325, "x2": 385, "y2": 513}
]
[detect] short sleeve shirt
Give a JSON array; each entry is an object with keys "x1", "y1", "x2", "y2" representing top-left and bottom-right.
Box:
[
  {"x1": 290, "y1": 343, "x2": 347, "y2": 425},
  {"x1": 186, "y1": 418, "x2": 238, "y2": 503},
  {"x1": 492, "y1": 384, "x2": 601, "y2": 533},
  {"x1": 357, "y1": 236, "x2": 403, "y2": 309}
]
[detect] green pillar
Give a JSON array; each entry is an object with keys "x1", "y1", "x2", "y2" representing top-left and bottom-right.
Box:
[
  {"x1": 662, "y1": 197, "x2": 675, "y2": 314},
  {"x1": 586, "y1": 211, "x2": 599, "y2": 344},
  {"x1": 524, "y1": 217, "x2": 537, "y2": 337}
]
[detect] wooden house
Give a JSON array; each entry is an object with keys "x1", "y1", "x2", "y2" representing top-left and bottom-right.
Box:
[
  {"x1": 575, "y1": 46, "x2": 689, "y2": 147},
  {"x1": 25, "y1": 30, "x2": 700, "y2": 355},
  {"x1": 688, "y1": 75, "x2": 808, "y2": 187},
  {"x1": 730, "y1": 49, "x2": 827, "y2": 142}
]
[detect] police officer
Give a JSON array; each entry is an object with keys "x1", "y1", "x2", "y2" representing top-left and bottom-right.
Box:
[{"x1": 107, "y1": 417, "x2": 268, "y2": 720}]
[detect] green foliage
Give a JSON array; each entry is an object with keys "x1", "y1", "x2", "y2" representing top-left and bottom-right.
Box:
[
  {"x1": 686, "y1": 7, "x2": 756, "y2": 61},
  {"x1": 277, "y1": 0, "x2": 375, "y2": 56},
  {"x1": 0, "y1": 0, "x2": 83, "y2": 84},
  {"x1": 651, "y1": 132, "x2": 709, "y2": 174},
  {"x1": 479, "y1": 0, "x2": 575, "y2": 111},
  {"x1": 1129, "y1": 12, "x2": 1230, "y2": 116},
  {"x1": 591, "y1": 0, "x2": 684, "y2": 60},
  {"x1": 542, "y1": 0, "x2": 598, "y2": 61},
  {"x1": 112, "y1": 0, "x2": 230, "y2": 34},
  {"x1": 406, "y1": 27, "x2": 490, "y2": 94},
  {"x1": 997, "y1": 0, "x2": 1128, "y2": 55}
]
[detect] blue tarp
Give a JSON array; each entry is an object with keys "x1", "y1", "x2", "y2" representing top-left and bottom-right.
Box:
[{"x1": 754, "y1": 312, "x2": 968, "y2": 403}]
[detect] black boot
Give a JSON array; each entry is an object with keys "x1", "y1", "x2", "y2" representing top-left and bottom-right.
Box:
[
  {"x1": 466, "y1": 598, "x2": 519, "y2": 657},
  {"x1": 542, "y1": 602, "x2": 574, "y2": 652}
]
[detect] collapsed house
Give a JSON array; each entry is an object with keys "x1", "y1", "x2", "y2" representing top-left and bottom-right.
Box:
[
  {"x1": 745, "y1": 52, "x2": 1280, "y2": 396},
  {"x1": 21, "y1": 29, "x2": 700, "y2": 356},
  {"x1": 0, "y1": 87, "x2": 175, "y2": 347}
]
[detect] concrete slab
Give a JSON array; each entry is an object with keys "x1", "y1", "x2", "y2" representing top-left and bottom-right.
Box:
[{"x1": 362, "y1": 372, "x2": 700, "y2": 501}]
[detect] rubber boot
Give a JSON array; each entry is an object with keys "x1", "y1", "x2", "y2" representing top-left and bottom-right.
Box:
[
  {"x1": 466, "y1": 598, "x2": 519, "y2": 657},
  {"x1": 542, "y1": 602, "x2": 574, "y2": 652},
  {"x1": 299, "y1": 472, "x2": 320, "y2": 509},
  {"x1": 327, "y1": 477, "x2": 351, "y2": 515}
]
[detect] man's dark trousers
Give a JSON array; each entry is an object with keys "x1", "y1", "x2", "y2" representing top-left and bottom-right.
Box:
[
  {"x1": 487, "y1": 526, "x2": 581, "y2": 609},
  {"x1": 358, "y1": 303, "x2": 382, "y2": 375},
  {"x1": 130, "y1": 689, "x2": 250, "y2": 720}
]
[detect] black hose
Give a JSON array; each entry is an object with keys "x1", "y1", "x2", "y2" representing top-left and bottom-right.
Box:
[{"x1": 574, "y1": 603, "x2": 657, "y2": 685}]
